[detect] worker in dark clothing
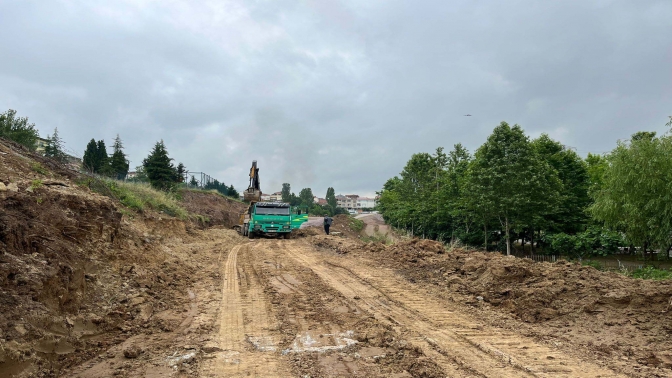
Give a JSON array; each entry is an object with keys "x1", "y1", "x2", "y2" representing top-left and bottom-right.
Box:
[{"x1": 323, "y1": 216, "x2": 333, "y2": 235}]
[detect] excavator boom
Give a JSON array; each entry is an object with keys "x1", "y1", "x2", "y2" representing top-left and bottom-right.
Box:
[{"x1": 243, "y1": 160, "x2": 262, "y2": 202}]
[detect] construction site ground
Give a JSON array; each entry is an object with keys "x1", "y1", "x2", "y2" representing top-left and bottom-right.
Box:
[{"x1": 2, "y1": 139, "x2": 672, "y2": 377}]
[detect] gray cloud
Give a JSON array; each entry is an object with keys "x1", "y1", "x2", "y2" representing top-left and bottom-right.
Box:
[{"x1": 2, "y1": 0, "x2": 671, "y2": 197}]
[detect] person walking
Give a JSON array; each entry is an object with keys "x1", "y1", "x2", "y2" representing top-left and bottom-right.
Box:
[{"x1": 323, "y1": 216, "x2": 333, "y2": 235}]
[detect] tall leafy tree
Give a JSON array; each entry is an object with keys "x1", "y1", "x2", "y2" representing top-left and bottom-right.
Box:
[
  {"x1": 326, "y1": 187, "x2": 337, "y2": 210},
  {"x1": 585, "y1": 153, "x2": 608, "y2": 195},
  {"x1": 465, "y1": 122, "x2": 560, "y2": 255},
  {"x1": 43, "y1": 128, "x2": 67, "y2": 163},
  {"x1": 532, "y1": 134, "x2": 590, "y2": 234},
  {"x1": 282, "y1": 183, "x2": 291, "y2": 202},
  {"x1": 0, "y1": 109, "x2": 39, "y2": 150},
  {"x1": 142, "y1": 140, "x2": 177, "y2": 191},
  {"x1": 82, "y1": 139, "x2": 99, "y2": 172},
  {"x1": 299, "y1": 188, "x2": 314, "y2": 208},
  {"x1": 590, "y1": 130, "x2": 672, "y2": 255},
  {"x1": 109, "y1": 135, "x2": 130, "y2": 180}
]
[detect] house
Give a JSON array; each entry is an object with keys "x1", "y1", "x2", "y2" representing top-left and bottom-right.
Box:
[
  {"x1": 336, "y1": 194, "x2": 359, "y2": 211},
  {"x1": 34, "y1": 137, "x2": 49, "y2": 154},
  {"x1": 357, "y1": 197, "x2": 377, "y2": 209}
]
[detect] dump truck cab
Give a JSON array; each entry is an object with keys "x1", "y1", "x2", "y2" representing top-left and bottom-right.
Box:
[{"x1": 247, "y1": 202, "x2": 294, "y2": 239}]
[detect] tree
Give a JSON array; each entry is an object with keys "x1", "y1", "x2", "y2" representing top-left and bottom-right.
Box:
[
  {"x1": 282, "y1": 183, "x2": 291, "y2": 203},
  {"x1": 585, "y1": 153, "x2": 608, "y2": 195},
  {"x1": 590, "y1": 129, "x2": 672, "y2": 256},
  {"x1": 464, "y1": 122, "x2": 560, "y2": 255},
  {"x1": 228, "y1": 185, "x2": 239, "y2": 199},
  {"x1": 189, "y1": 175, "x2": 198, "y2": 187},
  {"x1": 532, "y1": 134, "x2": 590, "y2": 234},
  {"x1": 326, "y1": 187, "x2": 337, "y2": 211},
  {"x1": 44, "y1": 128, "x2": 67, "y2": 163},
  {"x1": 299, "y1": 188, "x2": 314, "y2": 208},
  {"x1": 96, "y1": 140, "x2": 112, "y2": 175},
  {"x1": 176, "y1": 163, "x2": 186, "y2": 183},
  {"x1": 0, "y1": 109, "x2": 39, "y2": 150},
  {"x1": 109, "y1": 135, "x2": 130, "y2": 180},
  {"x1": 82, "y1": 139, "x2": 98, "y2": 172},
  {"x1": 142, "y1": 140, "x2": 177, "y2": 191}
]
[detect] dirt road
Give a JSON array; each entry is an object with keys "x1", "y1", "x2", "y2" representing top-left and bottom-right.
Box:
[{"x1": 195, "y1": 235, "x2": 625, "y2": 377}]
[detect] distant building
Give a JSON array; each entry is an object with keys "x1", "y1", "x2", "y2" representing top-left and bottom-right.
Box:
[
  {"x1": 127, "y1": 171, "x2": 138, "y2": 179},
  {"x1": 336, "y1": 194, "x2": 359, "y2": 211},
  {"x1": 35, "y1": 137, "x2": 49, "y2": 154},
  {"x1": 357, "y1": 197, "x2": 377, "y2": 209}
]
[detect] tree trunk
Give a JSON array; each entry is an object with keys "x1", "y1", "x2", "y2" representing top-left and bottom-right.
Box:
[
  {"x1": 530, "y1": 230, "x2": 536, "y2": 255},
  {"x1": 505, "y1": 217, "x2": 511, "y2": 256}
]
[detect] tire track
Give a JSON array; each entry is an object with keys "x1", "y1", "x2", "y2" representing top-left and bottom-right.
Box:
[
  {"x1": 283, "y1": 241, "x2": 625, "y2": 378},
  {"x1": 199, "y1": 242, "x2": 290, "y2": 377}
]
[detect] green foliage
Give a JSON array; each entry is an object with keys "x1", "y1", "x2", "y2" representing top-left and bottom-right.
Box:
[
  {"x1": 203, "y1": 179, "x2": 238, "y2": 199},
  {"x1": 590, "y1": 130, "x2": 672, "y2": 252},
  {"x1": 629, "y1": 266, "x2": 672, "y2": 280},
  {"x1": 585, "y1": 153, "x2": 607, "y2": 195},
  {"x1": 581, "y1": 260, "x2": 604, "y2": 270},
  {"x1": 31, "y1": 162, "x2": 47, "y2": 175},
  {"x1": 543, "y1": 226, "x2": 624, "y2": 259},
  {"x1": 0, "y1": 109, "x2": 39, "y2": 150},
  {"x1": 84, "y1": 177, "x2": 189, "y2": 219},
  {"x1": 189, "y1": 175, "x2": 198, "y2": 186},
  {"x1": 109, "y1": 135, "x2": 129, "y2": 180},
  {"x1": 82, "y1": 139, "x2": 98, "y2": 172},
  {"x1": 43, "y1": 128, "x2": 67, "y2": 163},
  {"x1": 349, "y1": 217, "x2": 364, "y2": 232},
  {"x1": 464, "y1": 122, "x2": 560, "y2": 255},
  {"x1": 282, "y1": 183, "x2": 291, "y2": 203},
  {"x1": 298, "y1": 188, "x2": 314, "y2": 208},
  {"x1": 30, "y1": 179, "x2": 43, "y2": 191},
  {"x1": 326, "y1": 187, "x2": 337, "y2": 211},
  {"x1": 142, "y1": 140, "x2": 178, "y2": 191}
]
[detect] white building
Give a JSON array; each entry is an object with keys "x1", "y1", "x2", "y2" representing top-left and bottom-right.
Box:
[{"x1": 357, "y1": 197, "x2": 377, "y2": 209}]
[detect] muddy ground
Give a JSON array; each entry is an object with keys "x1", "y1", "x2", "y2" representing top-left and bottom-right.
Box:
[{"x1": 2, "y1": 137, "x2": 672, "y2": 377}]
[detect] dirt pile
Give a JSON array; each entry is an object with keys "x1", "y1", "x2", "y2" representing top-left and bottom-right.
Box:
[
  {"x1": 179, "y1": 189, "x2": 246, "y2": 228},
  {"x1": 324, "y1": 234, "x2": 672, "y2": 373},
  {"x1": 0, "y1": 138, "x2": 233, "y2": 377}
]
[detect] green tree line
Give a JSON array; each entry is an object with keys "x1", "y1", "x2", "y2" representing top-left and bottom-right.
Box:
[
  {"x1": 280, "y1": 183, "x2": 348, "y2": 216},
  {"x1": 378, "y1": 119, "x2": 672, "y2": 259}
]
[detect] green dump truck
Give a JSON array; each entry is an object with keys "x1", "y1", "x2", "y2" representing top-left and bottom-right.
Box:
[{"x1": 244, "y1": 202, "x2": 307, "y2": 239}]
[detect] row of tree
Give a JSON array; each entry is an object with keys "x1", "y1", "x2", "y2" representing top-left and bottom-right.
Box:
[
  {"x1": 279, "y1": 183, "x2": 347, "y2": 216},
  {"x1": 378, "y1": 119, "x2": 672, "y2": 259},
  {"x1": 83, "y1": 136, "x2": 130, "y2": 179}
]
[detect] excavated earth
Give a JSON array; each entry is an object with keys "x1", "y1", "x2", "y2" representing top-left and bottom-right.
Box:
[{"x1": 2, "y1": 138, "x2": 672, "y2": 377}]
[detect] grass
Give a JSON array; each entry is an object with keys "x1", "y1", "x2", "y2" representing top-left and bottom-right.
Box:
[
  {"x1": 361, "y1": 232, "x2": 393, "y2": 245},
  {"x1": 30, "y1": 179, "x2": 43, "y2": 191},
  {"x1": 31, "y1": 162, "x2": 47, "y2": 175},
  {"x1": 628, "y1": 266, "x2": 672, "y2": 280},
  {"x1": 349, "y1": 217, "x2": 364, "y2": 232},
  {"x1": 82, "y1": 177, "x2": 190, "y2": 220}
]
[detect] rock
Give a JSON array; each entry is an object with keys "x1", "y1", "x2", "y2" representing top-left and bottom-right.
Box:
[
  {"x1": 476, "y1": 296, "x2": 484, "y2": 301},
  {"x1": 129, "y1": 297, "x2": 146, "y2": 306},
  {"x1": 202, "y1": 343, "x2": 222, "y2": 353},
  {"x1": 0, "y1": 182, "x2": 6, "y2": 191},
  {"x1": 26, "y1": 186, "x2": 33, "y2": 193},
  {"x1": 7, "y1": 183, "x2": 18, "y2": 192},
  {"x1": 123, "y1": 345, "x2": 143, "y2": 359}
]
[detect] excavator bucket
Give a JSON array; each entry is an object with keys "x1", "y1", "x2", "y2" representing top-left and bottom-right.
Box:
[{"x1": 243, "y1": 188, "x2": 262, "y2": 202}]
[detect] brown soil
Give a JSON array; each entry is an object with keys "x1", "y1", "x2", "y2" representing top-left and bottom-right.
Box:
[
  {"x1": 5, "y1": 135, "x2": 671, "y2": 377},
  {"x1": 179, "y1": 190, "x2": 246, "y2": 228}
]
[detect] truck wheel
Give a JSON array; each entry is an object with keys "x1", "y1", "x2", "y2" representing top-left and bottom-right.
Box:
[
  {"x1": 248, "y1": 231, "x2": 255, "y2": 239},
  {"x1": 284, "y1": 232, "x2": 292, "y2": 240}
]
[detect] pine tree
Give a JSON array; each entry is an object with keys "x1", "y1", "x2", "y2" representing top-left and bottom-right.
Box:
[
  {"x1": 326, "y1": 187, "x2": 337, "y2": 211},
  {"x1": 96, "y1": 140, "x2": 111, "y2": 175},
  {"x1": 142, "y1": 140, "x2": 177, "y2": 191},
  {"x1": 44, "y1": 128, "x2": 66, "y2": 162},
  {"x1": 82, "y1": 139, "x2": 98, "y2": 172},
  {"x1": 189, "y1": 175, "x2": 198, "y2": 187},
  {"x1": 176, "y1": 163, "x2": 186, "y2": 183},
  {"x1": 109, "y1": 135, "x2": 130, "y2": 180}
]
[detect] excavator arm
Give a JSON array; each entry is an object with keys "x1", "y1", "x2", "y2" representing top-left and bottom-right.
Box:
[{"x1": 243, "y1": 160, "x2": 262, "y2": 202}]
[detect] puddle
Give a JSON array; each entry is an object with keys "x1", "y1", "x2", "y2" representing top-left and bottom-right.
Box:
[{"x1": 282, "y1": 330, "x2": 358, "y2": 354}]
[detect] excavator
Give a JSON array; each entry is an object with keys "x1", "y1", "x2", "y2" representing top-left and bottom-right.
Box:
[{"x1": 235, "y1": 161, "x2": 307, "y2": 239}]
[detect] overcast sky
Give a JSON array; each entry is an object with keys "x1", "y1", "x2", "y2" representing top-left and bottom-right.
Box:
[{"x1": 2, "y1": 0, "x2": 671, "y2": 197}]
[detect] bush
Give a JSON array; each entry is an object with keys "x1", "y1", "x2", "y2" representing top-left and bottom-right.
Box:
[
  {"x1": 349, "y1": 217, "x2": 364, "y2": 232},
  {"x1": 83, "y1": 177, "x2": 189, "y2": 219},
  {"x1": 0, "y1": 109, "x2": 39, "y2": 150},
  {"x1": 629, "y1": 266, "x2": 672, "y2": 280}
]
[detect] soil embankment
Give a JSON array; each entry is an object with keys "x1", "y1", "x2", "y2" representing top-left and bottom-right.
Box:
[
  {"x1": 0, "y1": 138, "x2": 246, "y2": 377},
  {"x1": 309, "y1": 216, "x2": 672, "y2": 377}
]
